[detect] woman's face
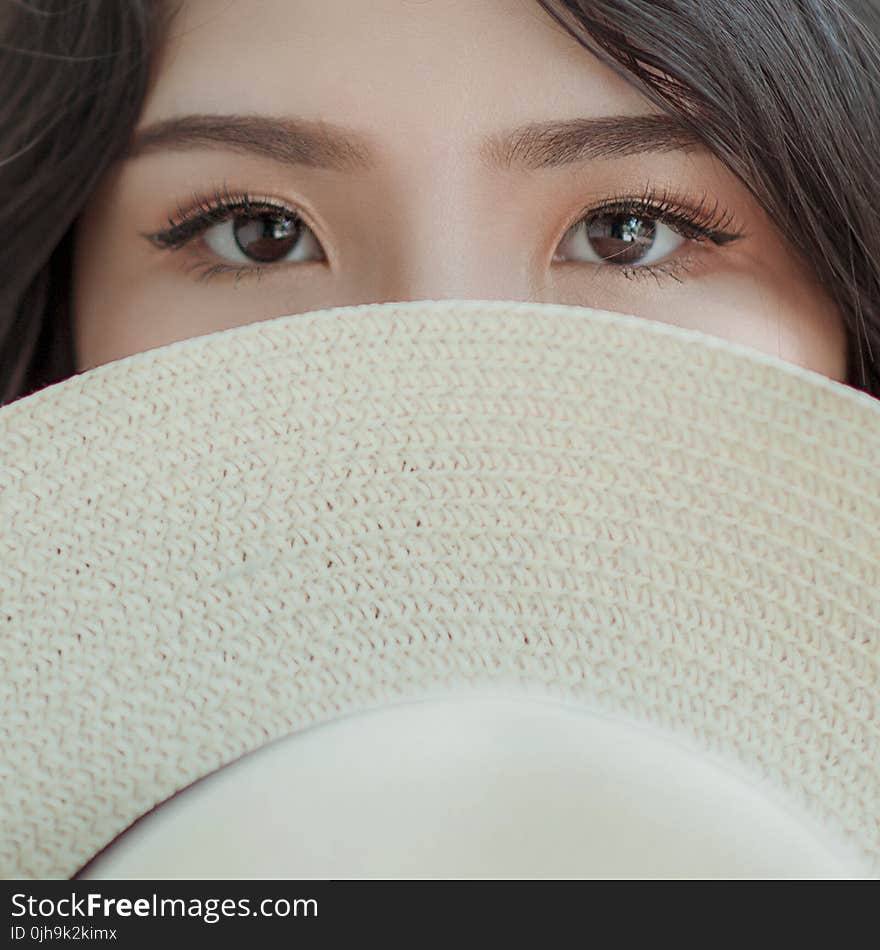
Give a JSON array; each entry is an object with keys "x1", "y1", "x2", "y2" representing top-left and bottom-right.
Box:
[{"x1": 72, "y1": 0, "x2": 847, "y2": 380}]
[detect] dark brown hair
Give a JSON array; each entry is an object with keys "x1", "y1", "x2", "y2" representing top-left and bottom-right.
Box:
[
  {"x1": 0, "y1": 0, "x2": 177, "y2": 404},
  {"x1": 2, "y1": 0, "x2": 879, "y2": 404}
]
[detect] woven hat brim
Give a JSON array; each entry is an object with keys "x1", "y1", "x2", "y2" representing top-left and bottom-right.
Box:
[{"x1": 2, "y1": 299, "x2": 879, "y2": 878}]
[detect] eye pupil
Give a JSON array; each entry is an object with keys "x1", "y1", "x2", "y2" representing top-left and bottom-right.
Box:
[
  {"x1": 232, "y1": 212, "x2": 301, "y2": 263},
  {"x1": 588, "y1": 214, "x2": 656, "y2": 264}
]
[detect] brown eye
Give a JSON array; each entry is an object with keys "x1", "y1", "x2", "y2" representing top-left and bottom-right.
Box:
[
  {"x1": 585, "y1": 215, "x2": 657, "y2": 264},
  {"x1": 204, "y1": 210, "x2": 325, "y2": 265},
  {"x1": 555, "y1": 213, "x2": 684, "y2": 267},
  {"x1": 232, "y1": 212, "x2": 302, "y2": 262}
]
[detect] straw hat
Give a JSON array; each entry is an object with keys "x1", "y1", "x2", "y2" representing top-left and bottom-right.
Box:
[{"x1": 1, "y1": 299, "x2": 878, "y2": 879}]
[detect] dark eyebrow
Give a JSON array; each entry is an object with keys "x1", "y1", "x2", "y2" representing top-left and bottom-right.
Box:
[
  {"x1": 125, "y1": 112, "x2": 702, "y2": 172},
  {"x1": 125, "y1": 113, "x2": 374, "y2": 171},
  {"x1": 480, "y1": 114, "x2": 703, "y2": 169}
]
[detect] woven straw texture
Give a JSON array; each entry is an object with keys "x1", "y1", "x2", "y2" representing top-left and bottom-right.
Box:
[{"x1": 1, "y1": 299, "x2": 879, "y2": 879}]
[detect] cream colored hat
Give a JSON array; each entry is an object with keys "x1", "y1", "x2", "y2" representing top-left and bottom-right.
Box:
[{"x1": 1, "y1": 299, "x2": 879, "y2": 879}]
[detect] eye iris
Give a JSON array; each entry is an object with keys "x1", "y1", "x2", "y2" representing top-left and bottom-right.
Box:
[
  {"x1": 232, "y1": 212, "x2": 301, "y2": 263},
  {"x1": 587, "y1": 214, "x2": 656, "y2": 264}
]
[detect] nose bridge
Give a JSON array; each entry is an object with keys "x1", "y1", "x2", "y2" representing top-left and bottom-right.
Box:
[{"x1": 378, "y1": 146, "x2": 534, "y2": 302}]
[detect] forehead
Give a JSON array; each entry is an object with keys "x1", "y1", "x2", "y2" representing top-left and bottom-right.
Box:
[{"x1": 141, "y1": 0, "x2": 654, "y2": 139}]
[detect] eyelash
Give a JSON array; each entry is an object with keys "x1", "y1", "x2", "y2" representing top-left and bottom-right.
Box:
[
  {"x1": 142, "y1": 181, "x2": 746, "y2": 285},
  {"x1": 565, "y1": 183, "x2": 745, "y2": 283},
  {"x1": 141, "y1": 183, "x2": 305, "y2": 284}
]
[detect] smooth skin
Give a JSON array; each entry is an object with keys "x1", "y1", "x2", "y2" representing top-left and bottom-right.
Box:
[{"x1": 72, "y1": 0, "x2": 848, "y2": 381}]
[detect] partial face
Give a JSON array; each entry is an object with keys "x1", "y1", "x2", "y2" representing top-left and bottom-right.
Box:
[{"x1": 72, "y1": 0, "x2": 847, "y2": 380}]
